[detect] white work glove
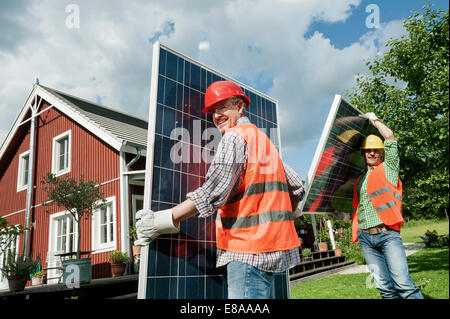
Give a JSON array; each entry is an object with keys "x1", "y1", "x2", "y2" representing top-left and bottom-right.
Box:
[
  {"x1": 134, "y1": 209, "x2": 179, "y2": 246},
  {"x1": 359, "y1": 112, "x2": 379, "y2": 126}
]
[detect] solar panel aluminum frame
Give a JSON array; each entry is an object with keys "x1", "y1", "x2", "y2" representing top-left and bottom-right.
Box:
[
  {"x1": 298, "y1": 95, "x2": 363, "y2": 214},
  {"x1": 138, "y1": 41, "x2": 288, "y2": 299}
]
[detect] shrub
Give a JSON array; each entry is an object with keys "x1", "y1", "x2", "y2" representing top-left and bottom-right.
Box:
[{"x1": 108, "y1": 251, "x2": 130, "y2": 264}]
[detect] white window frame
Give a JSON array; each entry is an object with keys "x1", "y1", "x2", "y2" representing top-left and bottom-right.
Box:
[
  {"x1": 47, "y1": 211, "x2": 78, "y2": 284},
  {"x1": 17, "y1": 150, "x2": 30, "y2": 192},
  {"x1": 131, "y1": 194, "x2": 144, "y2": 225},
  {"x1": 92, "y1": 196, "x2": 117, "y2": 254},
  {"x1": 48, "y1": 211, "x2": 78, "y2": 254},
  {"x1": 52, "y1": 130, "x2": 71, "y2": 176},
  {"x1": 0, "y1": 231, "x2": 21, "y2": 290}
]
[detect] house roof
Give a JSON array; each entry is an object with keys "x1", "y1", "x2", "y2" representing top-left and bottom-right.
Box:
[
  {"x1": 0, "y1": 84, "x2": 149, "y2": 174},
  {"x1": 40, "y1": 85, "x2": 148, "y2": 148}
]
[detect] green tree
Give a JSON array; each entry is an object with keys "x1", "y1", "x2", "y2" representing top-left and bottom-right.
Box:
[
  {"x1": 41, "y1": 173, "x2": 107, "y2": 259},
  {"x1": 0, "y1": 216, "x2": 26, "y2": 255},
  {"x1": 347, "y1": 2, "x2": 449, "y2": 219}
]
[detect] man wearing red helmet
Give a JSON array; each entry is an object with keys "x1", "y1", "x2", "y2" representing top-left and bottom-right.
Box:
[{"x1": 136, "y1": 81, "x2": 304, "y2": 299}]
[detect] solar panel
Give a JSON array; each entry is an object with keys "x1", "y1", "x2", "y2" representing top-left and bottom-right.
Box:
[
  {"x1": 138, "y1": 42, "x2": 289, "y2": 299},
  {"x1": 299, "y1": 95, "x2": 381, "y2": 215}
]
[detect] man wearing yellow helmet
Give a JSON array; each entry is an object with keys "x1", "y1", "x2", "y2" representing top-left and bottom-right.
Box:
[{"x1": 351, "y1": 112, "x2": 423, "y2": 299}]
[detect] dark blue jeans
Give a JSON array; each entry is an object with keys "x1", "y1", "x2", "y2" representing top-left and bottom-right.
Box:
[{"x1": 358, "y1": 229, "x2": 423, "y2": 299}]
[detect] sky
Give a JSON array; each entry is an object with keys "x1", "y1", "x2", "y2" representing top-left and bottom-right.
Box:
[{"x1": 0, "y1": 0, "x2": 448, "y2": 180}]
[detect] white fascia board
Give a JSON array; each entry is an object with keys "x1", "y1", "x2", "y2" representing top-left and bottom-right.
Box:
[
  {"x1": 36, "y1": 86, "x2": 123, "y2": 151},
  {"x1": 0, "y1": 86, "x2": 38, "y2": 160}
]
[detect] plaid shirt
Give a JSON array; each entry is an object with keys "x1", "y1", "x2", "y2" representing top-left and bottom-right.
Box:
[
  {"x1": 357, "y1": 140, "x2": 400, "y2": 229},
  {"x1": 187, "y1": 116, "x2": 304, "y2": 272}
]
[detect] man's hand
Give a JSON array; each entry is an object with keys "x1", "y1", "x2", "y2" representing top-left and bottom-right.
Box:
[
  {"x1": 359, "y1": 112, "x2": 379, "y2": 126},
  {"x1": 134, "y1": 209, "x2": 179, "y2": 246}
]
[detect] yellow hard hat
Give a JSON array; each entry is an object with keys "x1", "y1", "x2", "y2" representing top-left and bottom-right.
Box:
[{"x1": 361, "y1": 135, "x2": 384, "y2": 149}]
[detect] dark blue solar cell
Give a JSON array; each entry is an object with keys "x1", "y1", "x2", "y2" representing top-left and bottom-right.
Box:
[
  {"x1": 159, "y1": 168, "x2": 173, "y2": 203},
  {"x1": 157, "y1": 76, "x2": 165, "y2": 105},
  {"x1": 159, "y1": 49, "x2": 166, "y2": 77},
  {"x1": 190, "y1": 63, "x2": 201, "y2": 90},
  {"x1": 177, "y1": 57, "x2": 184, "y2": 83},
  {"x1": 184, "y1": 61, "x2": 191, "y2": 87},
  {"x1": 165, "y1": 51, "x2": 178, "y2": 81},
  {"x1": 162, "y1": 106, "x2": 175, "y2": 137},
  {"x1": 164, "y1": 78, "x2": 176, "y2": 108},
  {"x1": 151, "y1": 166, "x2": 160, "y2": 202}
]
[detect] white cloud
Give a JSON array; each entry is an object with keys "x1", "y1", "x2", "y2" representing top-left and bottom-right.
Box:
[
  {"x1": 0, "y1": 0, "x2": 407, "y2": 177},
  {"x1": 198, "y1": 41, "x2": 210, "y2": 51}
]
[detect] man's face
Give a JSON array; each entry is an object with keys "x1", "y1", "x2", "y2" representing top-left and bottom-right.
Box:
[
  {"x1": 363, "y1": 148, "x2": 384, "y2": 166},
  {"x1": 212, "y1": 99, "x2": 244, "y2": 135}
]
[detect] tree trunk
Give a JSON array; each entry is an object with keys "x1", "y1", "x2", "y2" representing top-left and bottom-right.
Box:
[{"x1": 76, "y1": 214, "x2": 81, "y2": 260}]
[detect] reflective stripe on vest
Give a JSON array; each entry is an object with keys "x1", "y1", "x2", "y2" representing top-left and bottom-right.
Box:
[
  {"x1": 368, "y1": 186, "x2": 403, "y2": 201},
  {"x1": 228, "y1": 180, "x2": 289, "y2": 204},
  {"x1": 217, "y1": 209, "x2": 294, "y2": 229}
]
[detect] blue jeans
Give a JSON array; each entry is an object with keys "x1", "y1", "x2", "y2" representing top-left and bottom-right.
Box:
[
  {"x1": 358, "y1": 229, "x2": 423, "y2": 299},
  {"x1": 226, "y1": 261, "x2": 275, "y2": 299}
]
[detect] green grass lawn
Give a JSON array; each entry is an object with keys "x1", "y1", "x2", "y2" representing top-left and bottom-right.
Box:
[
  {"x1": 291, "y1": 219, "x2": 449, "y2": 299},
  {"x1": 401, "y1": 219, "x2": 449, "y2": 243},
  {"x1": 290, "y1": 247, "x2": 449, "y2": 299}
]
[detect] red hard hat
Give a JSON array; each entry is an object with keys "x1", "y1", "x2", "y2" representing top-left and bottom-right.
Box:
[{"x1": 203, "y1": 81, "x2": 250, "y2": 113}]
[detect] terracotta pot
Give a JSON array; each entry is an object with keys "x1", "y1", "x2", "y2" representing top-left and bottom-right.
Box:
[
  {"x1": 132, "y1": 245, "x2": 141, "y2": 256},
  {"x1": 334, "y1": 248, "x2": 343, "y2": 257},
  {"x1": 7, "y1": 275, "x2": 28, "y2": 292},
  {"x1": 318, "y1": 242, "x2": 328, "y2": 251},
  {"x1": 111, "y1": 263, "x2": 127, "y2": 277}
]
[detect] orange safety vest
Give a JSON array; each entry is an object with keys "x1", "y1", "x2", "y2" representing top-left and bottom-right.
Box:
[
  {"x1": 351, "y1": 163, "x2": 404, "y2": 243},
  {"x1": 215, "y1": 123, "x2": 300, "y2": 253}
]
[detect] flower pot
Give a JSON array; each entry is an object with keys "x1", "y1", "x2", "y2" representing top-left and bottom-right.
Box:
[
  {"x1": 32, "y1": 276, "x2": 44, "y2": 286},
  {"x1": 318, "y1": 242, "x2": 328, "y2": 251},
  {"x1": 334, "y1": 248, "x2": 343, "y2": 257},
  {"x1": 111, "y1": 263, "x2": 127, "y2": 277},
  {"x1": 132, "y1": 245, "x2": 141, "y2": 256},
  {"x1": 7, "y1": 275, "x2": 28, "y2": 292}
]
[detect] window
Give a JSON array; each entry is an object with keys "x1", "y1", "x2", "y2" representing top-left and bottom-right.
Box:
[
  {"x1": 49, "y1": 212, "x2": 77, "y2": 254},
  {"x1": 52, "y1": 130, "x2": 71, "y2": 175},
  {"x1": 132, "y1": 194, "x2": 144, "y2": 225},
  {"x1": 17, "y1": 150, "x2": 30, "y2": 191},
  {"x1": 0, "y1": 232, "x2": 20, "y2": 290},
  {"x1": 92, "y1": 196, "x2": 116, "y2": 252},
  {"x1": 47, "y1": 211, "x2": 77, "y2": 284}
]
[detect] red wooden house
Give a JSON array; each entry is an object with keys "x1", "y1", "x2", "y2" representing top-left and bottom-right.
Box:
[{"x1": 0, "y1": 83, "x2": 148, "y2": 289}]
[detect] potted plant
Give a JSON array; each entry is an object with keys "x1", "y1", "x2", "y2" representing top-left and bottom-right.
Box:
[
  {"x1": 41, "y1": 173, "x2": 107, "y2": 286},
  {"x1": 420, "y1": 229, "x2": 440, "y2": 248},
  {"x1": 333, "y1": 241, "x2": 343, "y2": 257},
  {"x1": 302, "y1": 248, "x2": 312, "y2": 262},
  {"x1": 317, "y1": 229, "x2": 329, "y2": 252},
  {"x1": 129, "y1": 225, "x2": 141, "y2": 257},
  {"x1": 32, "y1": 270, "x2": 45, "y2": 286},
  {"x1": 108, "y1": 250, "x2": 130, "y2": 277},
  {"x1": 1, "y1": 253, "x2": 37, "y2": 292}
]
